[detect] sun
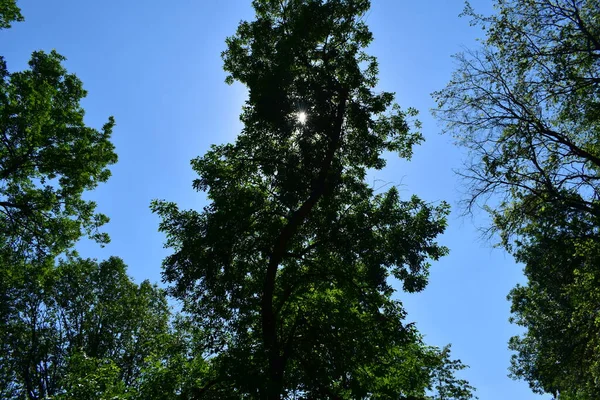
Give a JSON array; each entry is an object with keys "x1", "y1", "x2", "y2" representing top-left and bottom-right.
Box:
[{"x1": 297, "y1": 111, "x2": 307, "y2": 124}]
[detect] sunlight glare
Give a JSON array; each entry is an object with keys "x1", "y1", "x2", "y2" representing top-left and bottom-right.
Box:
[{"x1": 297, "y1": 111, "x2": 307, "y2": 125}]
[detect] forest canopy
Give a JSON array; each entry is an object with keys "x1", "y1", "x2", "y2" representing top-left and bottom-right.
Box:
[{"x1": 4, "y1": 0, "x2": 600, "y2": 398}]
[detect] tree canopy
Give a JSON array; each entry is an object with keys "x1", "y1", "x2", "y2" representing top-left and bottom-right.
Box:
[
  {"x1": 434, "y1": 0, "x2": 600, "y2": 397},
  {"x1": 0, "y1": 50, "x2": 117, "y2": 263},
  {"x1": 153, "y1": 0, "x2": 474, "y2": 399},
  {"x1": 0, "y1": 257, "x2": 177, "y2": 399},
  {"x1": 0, "y1": 4, "x2": 173, "y2": 399},
  {"x1": 0, "y1": 0, "x2": 23, "y2": 29}
]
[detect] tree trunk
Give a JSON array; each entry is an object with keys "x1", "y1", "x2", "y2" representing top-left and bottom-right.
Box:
[{"x1": 261, "y1": 90, "x2": 348, "y2": 400}]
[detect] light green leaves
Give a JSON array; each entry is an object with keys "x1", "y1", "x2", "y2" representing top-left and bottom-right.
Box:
[
  {"x1": 0, "y1": 257, "x2": 177, "y2": 399},
  {"x1": 0, "y1": 50, "x2": 118, "y2": 262}
]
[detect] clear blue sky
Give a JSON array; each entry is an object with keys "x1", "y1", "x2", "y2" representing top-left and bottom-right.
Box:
[{"x1": 1, "y1": 1, "x2": 548, "y2": 399}]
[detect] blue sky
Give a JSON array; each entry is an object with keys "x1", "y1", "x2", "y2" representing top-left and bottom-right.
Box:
[{"x1": 1, "y1": 1, "x2": 548, "y2": 398}]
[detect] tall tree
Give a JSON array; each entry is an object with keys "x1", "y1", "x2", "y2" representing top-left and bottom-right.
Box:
[
  {"x1": 0, "y1": 50, "x2": 117, "y2": 263},
  {"x1": 434, "y1": 0, "x2": 600, "y2": 398},
  {"x1": 154, "y1": 0, "x2": 474, "y2": 399}
]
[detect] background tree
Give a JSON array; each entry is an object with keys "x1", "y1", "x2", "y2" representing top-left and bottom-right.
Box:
[
  {"x1": 154, "y1": 0, "x2": 475, "y2": 399},
  {"x1": 0, "y1": 256, "x2": 182, "y2": 399},
  {"x1": 0, "y1": 50, "x2": 117, "y2": 263},
  {"x1": 507, "y1": 216, "x2": 600, "y2": 399},
  {"x1": 136, "y1": 316, "x2": 216, "y2": 400},
  {"x1": 0, "y1": 0, "x2": 23, "y2": 29},
  {"x1": 428, "y1": 345, "x2": 476, "y2": 400},
  {"x1": 0, "y1": 43, "x2": 122, "y2": 398},
  {"x1": 434, "y1": 0, "x2": 600, "y2": 397},
  {"x1": 0, "y1": 5, "x2": 205, "y2": 399}
]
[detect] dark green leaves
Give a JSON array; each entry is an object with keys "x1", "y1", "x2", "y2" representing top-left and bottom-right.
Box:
[
  {"x1": 0, "y1": 0, "x2": 23, "y2": 29},
  {"x1": 154, "y1": 0, "x2": 473, "y2": 398}
]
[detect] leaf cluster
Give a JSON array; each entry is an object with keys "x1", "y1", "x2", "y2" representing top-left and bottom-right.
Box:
[{"x1": 0, "y1": 50, "x2": 117, "y2": 262}]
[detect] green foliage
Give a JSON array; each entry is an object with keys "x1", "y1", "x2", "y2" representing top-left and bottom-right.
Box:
[
  {"x1": 0, "y1": 5, "x2": 210, "y2": 400},
  {"x1": 507, "y1": 213, "x2": 600, "y2": 399},
  {"x1": 428, "y1": 345, "x2": 476, "y2": 400},
  {"x1": 135, "y1": 316, "x2": 216, "y2": 400},
  {"x1": 0, "y1": 257, "x2": 175, "y2": 399},
  {"x1": 0, "y1": 0, "x2": 23, "y2": 29},
  {"x1": 0, "y1": 4, "x2": 206, "y2": 399},
  {"x1": 434, "y1": 0, "x2": 600, "y2": 397},
  {"x1": 0, "y1": 50, "x2": 117, "y2": 263},
  {"x1": 56, "y1": 354, "x2": 128, "y2": 400},
  {"x1": 154, "y1": 0, "x2": 474, "y2": 398}
]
